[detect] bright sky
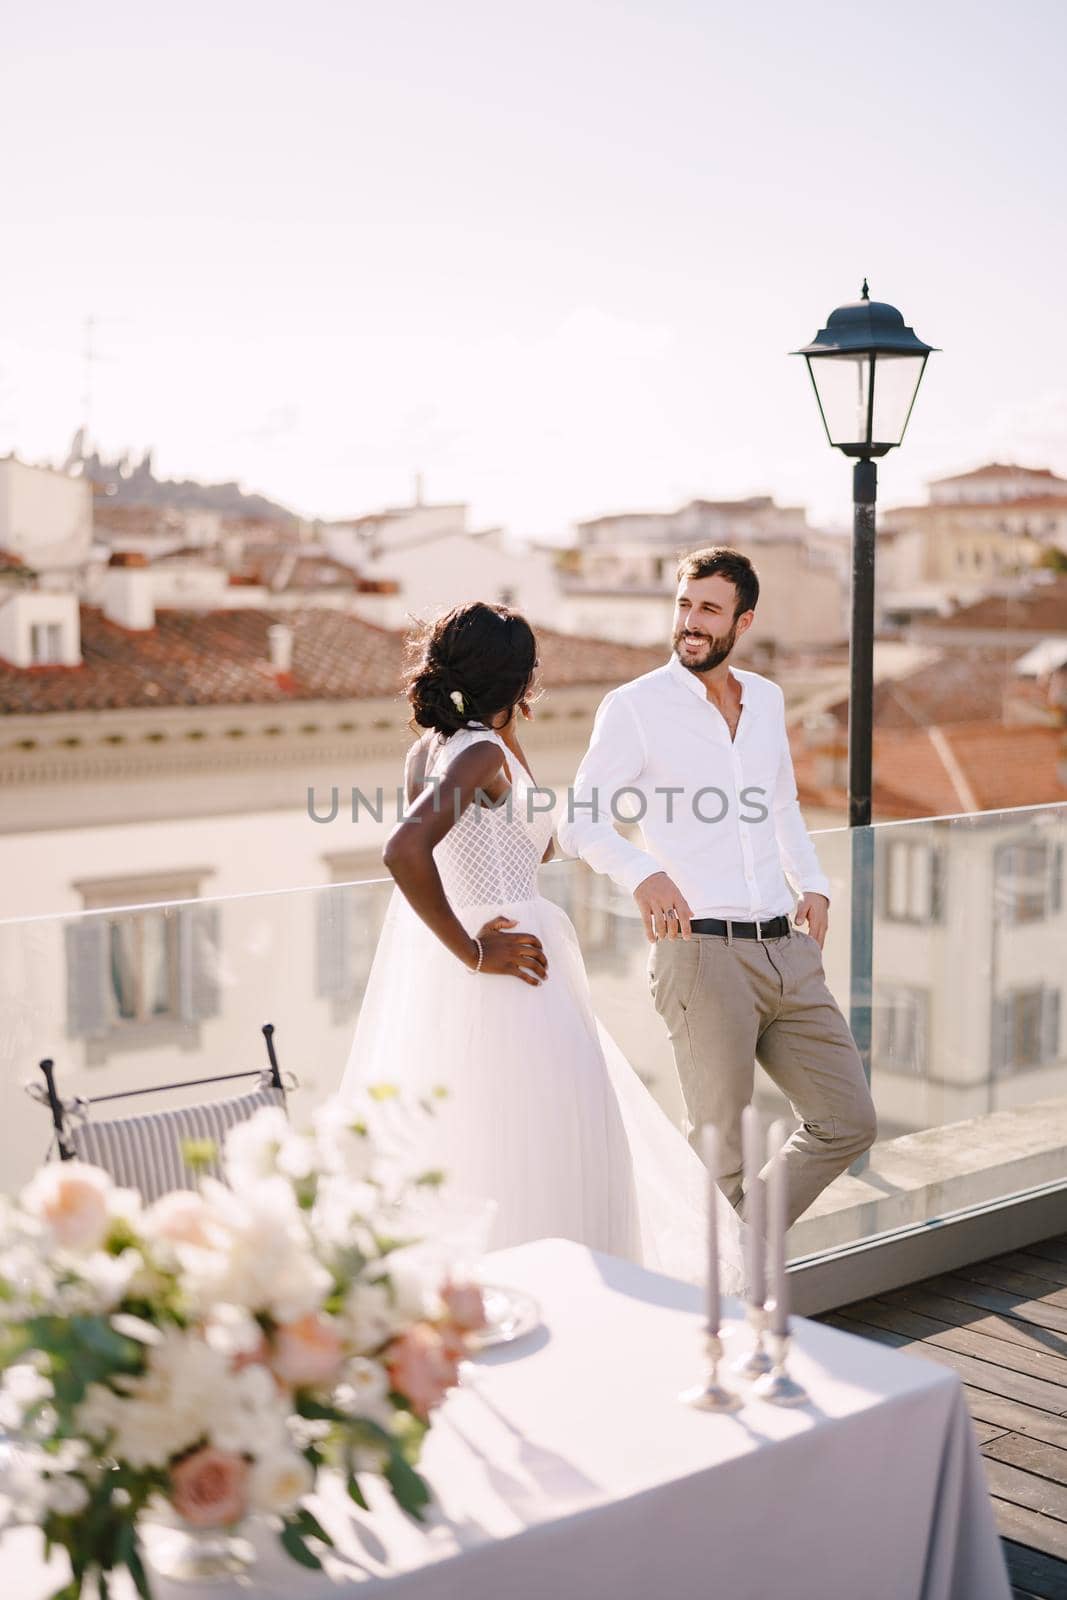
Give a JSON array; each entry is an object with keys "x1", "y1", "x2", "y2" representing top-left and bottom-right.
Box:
[{"x1": 2, "y1": 1, "x2": 1065, "y2": 539}]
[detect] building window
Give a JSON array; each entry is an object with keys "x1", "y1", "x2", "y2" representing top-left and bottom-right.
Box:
[
  {"x1": 66, "y1": 871, "x2": 219, "y2": 1048},
  {"x1": 30, "y1": 622, "x2": 63, "y2": 664},
  {"x1": 880, "y1": 839, "x2": 944, "y2": 924},
  {"x1": 992, "y1": 986, "x2": 1062, "y2": 1075},
  {"x1": 994, "y1": 839, "x2": 1062, "y2": 924},
  {"x1": 873, "y1": 985, "x2": 929, "y2": 1077}
]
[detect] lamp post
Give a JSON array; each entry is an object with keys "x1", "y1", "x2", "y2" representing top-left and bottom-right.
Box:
[
  {"x1": 793, "y1": 281, "x2": 937, "y2": 824},
  {"x1": 792, "y1": 283, "x2": 938, "y2": 1145}
]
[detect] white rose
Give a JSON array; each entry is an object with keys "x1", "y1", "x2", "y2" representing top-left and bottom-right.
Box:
[
  {"x1": 276, "y1": 1133, "x2": 317, "y2": 1182},
  {"x1": 203, "y1": 1305, "x2": 263, "y2": 1361},
  {"x1": 221, "y1": 1107, "x2": 290, "y2": 1189},
  {"x1": 20, "y1": 1163, "x2": 112, "y2": 1253},
  {"x1": 342, "y1": 1280, "x2": 398, "y2": 1352},
  {"x1": 0, "y1": 1364, "x2": 52, "y2": 1432},
  {"x1": 248, "y1": 1451, "x2": 314, "y2": 1515},
  {"x1": 44, "y1": 1475, "x2": 90, "y2": 1516},
  {"x1": 379, "y1": 1246, "x2": 444, "y2": 1325},
  {"x1": 179, "y1": 1177, "x2": 330, "y2": 1322},
  {"x1": 81, "y1": 1249, "x2": 143, "y2": 1311},
  {"x1": 144, "y1": 1191, "x2": 216, "y2": 1250},
  {"x1": 335, "y1": 1357, "x2": 391, "y2": 1425}
]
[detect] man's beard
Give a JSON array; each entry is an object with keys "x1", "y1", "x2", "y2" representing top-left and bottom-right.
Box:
[{"x1": 672, "y1": 617, "x2": 739, "y2": 673}]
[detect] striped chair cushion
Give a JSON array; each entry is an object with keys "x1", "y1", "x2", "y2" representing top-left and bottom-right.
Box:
[{"x1": 67, "y1": 1087, "x2": 286, "y2": 1202}]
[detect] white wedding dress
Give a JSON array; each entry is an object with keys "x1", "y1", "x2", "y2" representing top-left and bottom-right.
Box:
[{"x1": 340, "y1": 723, "x2": 746, "y2": 1294}]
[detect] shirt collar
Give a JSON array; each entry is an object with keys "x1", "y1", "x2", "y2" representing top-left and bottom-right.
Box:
[{"x1": 666, "y1": 652, "x2": 746, "y2": 706}]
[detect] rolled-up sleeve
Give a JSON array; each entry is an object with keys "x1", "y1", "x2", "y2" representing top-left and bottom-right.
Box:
[
  {"x1": 556, "y1": 690, "x2": 662, "y2": 895},
  {"x1": 772, "y1": 689, "x2": 832, "y2": 902}
]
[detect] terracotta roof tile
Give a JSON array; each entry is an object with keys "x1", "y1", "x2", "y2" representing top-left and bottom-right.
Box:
[
  {"x1": 892, "y1": 493, "x2": 1067, "y2": 514},
  {"x1": 793, "y1": 720, "x2": 1067, "y2": 822},
  {"x1": 911, "y1": 582, "x2": 1067, "y2": 634},
  {"x1": 0, "y1": 607, "x2": 669, "y2": 716},
  {"x1": 930, "y1": 463, "x2": 1067, "y2": 485},
  {"x1": 821, "y1": 647, "x2": 1059, "y2": 729}
]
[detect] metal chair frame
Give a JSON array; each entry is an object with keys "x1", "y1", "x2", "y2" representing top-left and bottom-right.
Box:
[{"x1": 32, "y1": 1022, "x2": 288, "y2": 1162}]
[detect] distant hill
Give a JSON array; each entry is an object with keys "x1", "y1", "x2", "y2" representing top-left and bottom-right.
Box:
[{"x1": 64, "y1": 429, "x2": 299, "y2": 527}]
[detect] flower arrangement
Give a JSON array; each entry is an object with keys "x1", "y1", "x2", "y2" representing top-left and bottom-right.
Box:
[{"x1": 0, "y1": 1090, "x2": 488, "y2": 1598}]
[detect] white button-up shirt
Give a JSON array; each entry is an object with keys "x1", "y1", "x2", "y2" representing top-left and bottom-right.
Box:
[{"x1": 556, "y1": 654, "x2": 831, "y2": 918}]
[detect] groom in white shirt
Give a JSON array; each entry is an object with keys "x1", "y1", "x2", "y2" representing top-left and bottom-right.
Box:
[{"x1": 557, "y1": 546, "x2": 876, "y2": 1227}]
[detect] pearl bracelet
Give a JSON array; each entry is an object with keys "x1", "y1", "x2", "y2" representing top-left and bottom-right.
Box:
[{"x1": 467, "y1": 936, "x2": 484, "y2": 974}]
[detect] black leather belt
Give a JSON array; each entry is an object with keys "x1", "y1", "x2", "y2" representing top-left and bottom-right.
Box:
[{"x1": 689, "y1": 914, "x2": 791, "y2": 941}]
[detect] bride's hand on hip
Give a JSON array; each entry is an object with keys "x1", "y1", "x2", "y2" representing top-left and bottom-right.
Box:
[
  {"x1": 633, "y1": 873, "x2": 693, "y2": 943},
  {"x1": 472, "y1": 915, "x2": 549, "y2": 985}
]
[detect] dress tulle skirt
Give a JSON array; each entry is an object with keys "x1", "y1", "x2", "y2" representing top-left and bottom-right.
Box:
[{"x1": 341, "y1": 886, "x2": 746, "y2": 1295}]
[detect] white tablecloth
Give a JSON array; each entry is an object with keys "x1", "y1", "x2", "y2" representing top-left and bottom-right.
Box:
[{"x1": 3, "y1": 1238, "x2": 1010, "y2": 1600}]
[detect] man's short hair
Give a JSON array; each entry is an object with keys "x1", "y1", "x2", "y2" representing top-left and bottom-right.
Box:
[{"x1": 676, "y1": 546, "x2": 759, "y2": 619}]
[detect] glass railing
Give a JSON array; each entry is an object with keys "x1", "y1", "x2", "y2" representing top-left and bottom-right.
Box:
[{"x1": 1, "y1": 802, "x2": 1064, "y2": 1264}]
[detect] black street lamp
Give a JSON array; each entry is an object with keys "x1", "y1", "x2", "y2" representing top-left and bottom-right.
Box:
[
  {"x1": 793, "y1": 281, "x2": 938, "y2": 827},
  {"x1": 792, "y1": 283, "x2": 938, "y2": 1146}
]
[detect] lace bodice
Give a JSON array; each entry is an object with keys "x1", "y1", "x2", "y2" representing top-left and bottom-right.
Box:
[{"x1": 423, "y1": 725, "x2": 555, "y2": 909}]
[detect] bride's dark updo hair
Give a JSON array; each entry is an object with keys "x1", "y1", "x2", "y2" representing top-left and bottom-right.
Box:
[{"x1": 405, "y1": 601, "x2": 538, "y2": 736}]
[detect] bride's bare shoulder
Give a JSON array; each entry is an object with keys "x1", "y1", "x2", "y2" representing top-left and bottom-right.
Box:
[
  {"x1": 403, "y1": 731, "x2": 436, "y2": 803},
  {"x1": 404, "y1": 728, "x2": 503, "y2": 803}
]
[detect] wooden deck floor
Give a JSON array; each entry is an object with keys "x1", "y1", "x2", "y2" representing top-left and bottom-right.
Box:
[{"x1": 819, "y1": 1234, "x2": 1067, "y2": 1600}]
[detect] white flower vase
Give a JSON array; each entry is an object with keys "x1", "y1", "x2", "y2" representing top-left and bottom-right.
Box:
[{"x1": 146, "y1": 1516, "x2": 258, "y2": 1585}]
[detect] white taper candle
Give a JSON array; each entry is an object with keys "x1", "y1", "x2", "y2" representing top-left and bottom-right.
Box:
[
  {"x1": 741, "y1": 1104, "x2": 765, "y2": 1308},
  {"x1": 767, "y1": 1119, "x2": 790, "y2": 1337},
  {"x1": 700, "y1": 1123, "x2": 720, "y2": 1335}
]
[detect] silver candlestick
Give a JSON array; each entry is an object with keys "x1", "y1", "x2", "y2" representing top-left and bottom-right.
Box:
[
  {"x1": 752, "y1": 1326, "x2": 809, "y2": 1406},
  {"x1": 731, "y1": 1301, "x2": 773, "y2": 1379},
  {"x1": 679, "y1": 1330, "x2": 743, "y2": 1412}
]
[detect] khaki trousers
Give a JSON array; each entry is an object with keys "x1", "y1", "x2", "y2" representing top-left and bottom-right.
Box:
[{"x1": 649, "y1": 925, "x2": 877, "y2": 1227}]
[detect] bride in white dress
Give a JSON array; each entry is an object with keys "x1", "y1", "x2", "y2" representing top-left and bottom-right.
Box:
[{"x1": 340, "y1": 601, "x2": 745, "y2": 1293}]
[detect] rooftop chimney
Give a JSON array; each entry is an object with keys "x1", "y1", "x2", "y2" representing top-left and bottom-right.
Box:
[
  {"x1": 102, "y1": 557, "x2": 155, "y2": 630},
  {"x1": 267, "y1": 622, "x2": 293, "y2": 675}
]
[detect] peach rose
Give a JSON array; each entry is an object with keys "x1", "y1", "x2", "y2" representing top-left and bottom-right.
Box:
[
  {"x1": 441, "y1": 1281, "x2": 488, "y2": 1333},
  {"x1": 21, "y1": 1161, "x2": 111, "y2": 1253},
  {"x1": 271, "y1": 1311, "x2": 345, "y2": 1389},
  {"x1": 145, "y1": 1191, "x2": 215, "y2": 1249},
  {"x1": 386, "y1": 1323, "x2": 460, "y2": 1419},
  {"x1": 169, "y1": 1447, "x2": 250, "y2": 1529},
  {"x1": 233, "y1": 1332, "x2": 272, "y2": 1373}
]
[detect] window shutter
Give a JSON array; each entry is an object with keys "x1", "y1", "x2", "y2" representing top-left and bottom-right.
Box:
[
  {"x1": 316, "y1": 888, "x2": 354, "y2": 1000},
  {"x1": 1050, "y1": 843, "x2": 1063, "y2": 915},
  {"x1": 914, "y1": 991, "x2": 929, "y2": 1075},
  {"x1": 928, "y1": 848, "x2": 944, "y2": 924},
  {"x1": 64, "y1": 918, "x2": 109, "y2": 1039},
  {"x1": 1042, "y1": 987, "x2": 1062, "y2": 1067},
  {"x1": 177, "y1": 903, "x2": 221, "y2": 1023},
  {"x1": 990, "y1": 996, "x2": 1010, "y2": 1076}
]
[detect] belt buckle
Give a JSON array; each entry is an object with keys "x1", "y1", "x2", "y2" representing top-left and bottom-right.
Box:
[
  {"x1": 725, "y1": 917, "x2": 733, "y2": 947},
  {"x1": 754, "y1": 917, "x2": 764, "y2": 942}
]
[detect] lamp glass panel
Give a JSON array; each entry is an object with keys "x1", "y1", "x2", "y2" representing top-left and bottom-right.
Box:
[
  {"x1": 870, "y1": 352, "x2": 928, "y2": 446},
  {"x1": 808, "y1": 354, "x2": 872, "y2": 449}
]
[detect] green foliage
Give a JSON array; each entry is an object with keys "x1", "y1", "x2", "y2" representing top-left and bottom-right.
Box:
[
  {"x1": 383, "y1": 1448, "x2": 432, "y2": 1521},
  {"x1": 27, "y1": 1314, "x2": 143, "y2": 1411},
  {"x1": 280, "y1": 1523, "x2": 323, "y2": 1570}
]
